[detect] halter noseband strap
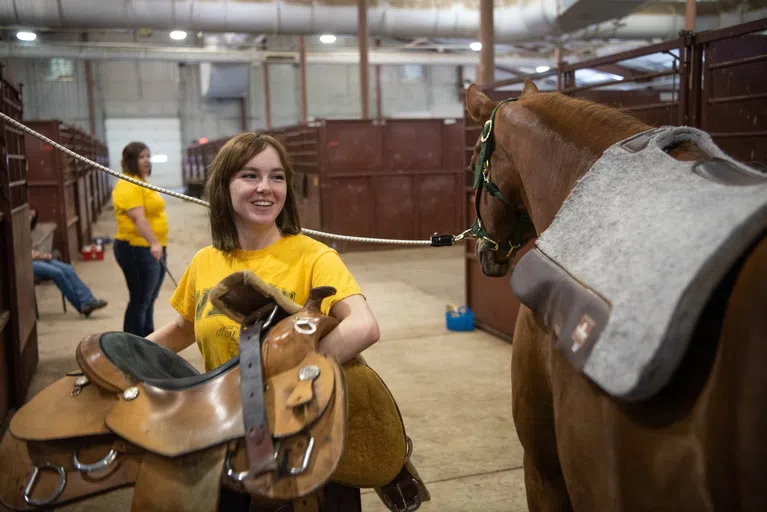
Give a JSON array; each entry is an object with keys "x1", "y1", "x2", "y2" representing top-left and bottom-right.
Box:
[{"x1": 467, "y1": 98, "x2": 533, "y2": 256}]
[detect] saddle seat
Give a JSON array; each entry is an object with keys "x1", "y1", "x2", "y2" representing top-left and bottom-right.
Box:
[{"x1": 1, "y1": 269, "x2": 430, "y2": 512}]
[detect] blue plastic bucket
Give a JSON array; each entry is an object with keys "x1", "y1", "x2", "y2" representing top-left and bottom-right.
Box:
[{"x1": 445, "y1": 306, "x2": 475, "y2": 332}]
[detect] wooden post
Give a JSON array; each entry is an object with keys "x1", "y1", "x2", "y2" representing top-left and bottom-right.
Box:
[
  {"x1": 299, "y1": 35, "x2": 308, "y2": 124},
  {"x1": 263, "y1": 63, "x2": 272, "y2": 129},
  {"x1": 375, "y1": 38, "x2": 382, "y2": 119},
  {"x1": 685, "y1": 0, "x2": 696, "y2": 31},
  {"x1": 477, "y1": 0, "x2": 494, "y2": 87},
  {"x1": 358, "y1": 0, "x2": 370, "y2": 118},
  {"x1": 82, "y1": 33, "x2": 97, "y2": 135}
]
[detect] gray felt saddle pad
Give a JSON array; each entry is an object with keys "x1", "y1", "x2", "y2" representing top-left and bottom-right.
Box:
[{"x1": 514, "y1": 126, "x2": 767, "y2": 402}]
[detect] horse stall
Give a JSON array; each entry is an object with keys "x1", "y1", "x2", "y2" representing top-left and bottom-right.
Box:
[
  {"x1": 0, "y1": 68, "x2": 38, "y2": 424},
  {"x1": 463, "y1": 17, "x2": 767, "y2": 342},
  {"x1": 24, "y1": 121, "x2": 109, "y2": 264},
  {"x1": 184, "y1": 117, "x2": 467, "y2": 253}
]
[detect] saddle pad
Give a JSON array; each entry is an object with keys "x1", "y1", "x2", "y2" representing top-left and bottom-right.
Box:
[{"x1": 516, "y1": 126, "x2": 767, "y2": 401}]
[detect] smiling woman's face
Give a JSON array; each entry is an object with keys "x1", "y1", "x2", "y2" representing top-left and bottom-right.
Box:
[{"x1": 228, "y1": 144, "x2": 287, "y2": 229}]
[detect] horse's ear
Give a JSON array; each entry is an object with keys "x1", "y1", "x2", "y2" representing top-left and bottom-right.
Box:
[
  {"x1": 520, "y1": 79, "x2": 539, "y2": 98},
  {"x1": 465, "y1": 84, "x2": 496, "y2": 123}
]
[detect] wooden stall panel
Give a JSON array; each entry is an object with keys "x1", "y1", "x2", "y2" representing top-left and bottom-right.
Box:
[
  {"x1": 24, "y1": 123, "x2": 60, "y2": 182},
  {"x1": 0, "y1": 220, "x2": 10, "y2": 422},
  {"x1": 324, "y1": 121, "x2": 383, "y2": 174},
  {"x1": 442, "y1": 119, "x2": 465, "y2": 172},
  {"x1": 372, "y1": 175, "x2": 415, "y2": 241},
  {"x1": 11, "y1": 210, "x2": 36, "y2": 359},
  {"x1": 77, "y1": 174, "x2": 92, "y2": 249},
  {"x1": 702, "y1": 32, "x2": 767, "y2": 168},
  {"x1": 65, "y1": 183, "x2": 80, "y2": 263},
  {"x1": 416, "y1": 174, "x2": 461, "y2": 239},
  {"x1": 383, "y1": 119, "x2": 443, "y2": 170},
  {"x1": 322, "y1": 177, "x2": 373, "y2": 236},
  {"x1": 296, "y1": 173, "x2": 322, "y2": 230}
]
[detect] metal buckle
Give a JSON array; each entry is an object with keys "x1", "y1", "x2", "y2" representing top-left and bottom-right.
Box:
[
  {"x1": 224, "y1": 433, "x2": 315, "y2": 481},
  {"x1": 481, "y1": 236, "x2": 499, "y2": 251},
  {"x1": 23, "y1": 463, "x2": 67, "y2": 506},
  {"x1": 480, "y1": 119, "x2": 493, "y2": 142},
  {"x1": 73, "y1": 448, "x2": 118, "y2": 473},
  {"x1": 381, "y1": 480, "x2": 423, "y2": 512},
  {"x1": 482, "y1": 161, "x2": 491, "y2": 183},
  {"x1": 275, "y1": 433, "x2": 315, "y2": 476}
]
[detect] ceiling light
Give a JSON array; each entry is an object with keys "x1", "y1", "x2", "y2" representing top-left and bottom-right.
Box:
[
  {"x1": 150, "y1": 154, "x2": 168, "y2": 163},
  {"x1": 536, "y1": 65, "x2": 550, "y2": 73},
  {"x1": 16, "y1": 31, "x2": 37, "y2": 42},
  {"x1": 170, "y1": 30, "x2": 187, "y2": 41},
  {"x1": 470, "y1": 42, "x2": 482, "y2": 52},
  {"x1": 319, "y1": 34, "x2": 336, "y2": 44}
]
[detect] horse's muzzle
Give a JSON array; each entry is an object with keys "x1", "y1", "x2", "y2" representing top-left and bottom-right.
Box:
[{"x1": 477, "y1": 243, "x2": 513, "y2": 277}]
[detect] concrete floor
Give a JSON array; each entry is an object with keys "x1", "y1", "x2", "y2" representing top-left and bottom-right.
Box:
[{"x1": 15, "y1": 198, "x2": 528, "y2": 511}]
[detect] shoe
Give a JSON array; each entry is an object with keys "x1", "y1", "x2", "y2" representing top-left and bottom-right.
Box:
[{"x1": 81, "y1": 299, "x2": 108, "y2": 317}]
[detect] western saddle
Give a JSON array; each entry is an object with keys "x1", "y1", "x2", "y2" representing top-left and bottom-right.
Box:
[{"x1": 0, "y1": 270, "x2": 429, "y2": 511}]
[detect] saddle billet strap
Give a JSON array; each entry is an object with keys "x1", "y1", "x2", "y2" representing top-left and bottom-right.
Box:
[{"x1": 239, "y1": 305, "x2": 279, "y2": 477}]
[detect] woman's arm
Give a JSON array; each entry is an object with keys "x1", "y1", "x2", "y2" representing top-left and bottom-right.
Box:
[
  {"x1": 318, "y1": 294, "x2": 380, "y2": 363},
  {"x1": 146, "y1": 313, "x2": 197, "y2": 353},
  {"x1": 126, "y1": 206, "x2": 163, "y2": 260}
]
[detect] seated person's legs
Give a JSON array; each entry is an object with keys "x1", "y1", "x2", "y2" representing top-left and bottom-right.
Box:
[{"x1": 33, "y1": 258, "x2": 107, "y2": 316}]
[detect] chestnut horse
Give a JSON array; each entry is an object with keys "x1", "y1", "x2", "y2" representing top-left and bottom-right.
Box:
[{"x1": 465, "y1": 80, "x2": 767, "y2": 511}]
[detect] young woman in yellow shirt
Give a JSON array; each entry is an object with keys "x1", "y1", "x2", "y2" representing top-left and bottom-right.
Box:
[
  {"x1": 112, "y1": 142, "x2": 169, "y2": 337},
  {"x1": 147, "y1": 133, "x2": 380, "y2": 373}
]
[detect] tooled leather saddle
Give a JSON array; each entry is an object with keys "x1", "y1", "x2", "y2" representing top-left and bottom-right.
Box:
[{"x1": 0, "y1": 270, "x2": 429, "y2": 511}]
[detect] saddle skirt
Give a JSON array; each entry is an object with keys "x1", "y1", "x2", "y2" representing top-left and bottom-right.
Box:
[{"x1": 511, "y1": 126, "x2": 767, "y2": 402}]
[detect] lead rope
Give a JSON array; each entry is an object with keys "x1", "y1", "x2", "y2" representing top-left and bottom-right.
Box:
[{"x1": 0, "y1": 111, "x2": 469, "y2": 247}]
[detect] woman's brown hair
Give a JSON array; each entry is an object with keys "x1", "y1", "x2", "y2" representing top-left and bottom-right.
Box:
[
  {"x1": 204, "y1": 132, "x2": 301, "y2": 252},
  {"x1": 121, "y1": 142, "x2": 150, "y2": 178}
]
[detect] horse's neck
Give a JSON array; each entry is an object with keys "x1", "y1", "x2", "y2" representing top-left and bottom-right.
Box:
[{"x1": 516, "y1": 129, "x2": 604, "y2": 235}]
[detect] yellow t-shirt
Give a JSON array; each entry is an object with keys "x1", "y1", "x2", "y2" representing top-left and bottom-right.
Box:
[
  {"x1": 111, "y1": 177, "x2": 169, "y2": 247},
  {"x1": 170, "y1": 234, "x2": 363, "y2": 371}
]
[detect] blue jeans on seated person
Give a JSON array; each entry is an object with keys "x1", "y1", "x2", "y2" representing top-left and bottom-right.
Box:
[
  {"x1": 113, "y1": 240, "x2": 166, "y2": 337},
  {"x1": 33, "y1": 259, "x2": 97, "y2": 313}
]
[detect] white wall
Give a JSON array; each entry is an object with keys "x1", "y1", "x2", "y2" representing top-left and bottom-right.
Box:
[{"x1": 105, "y1": 118, "x2": 183, "y2": 190}]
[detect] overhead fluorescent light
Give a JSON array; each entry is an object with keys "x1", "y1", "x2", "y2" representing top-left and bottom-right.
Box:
[
  {"x1": 470, "y1": 42, "x2": 482, "y2": 52},
  {"x1": 170, "y1": 30, "x2": 187, "y2": 41},
  {"x1": 319, "y1": 34, "x2": 336, "y2": 44},
  {"x1": 16, "y1": 31, "x2": 37, "y2": 42},
  {"x1": 150, "y1": 154, "x2": 168, "y2": 163},
  {"x1": 536, "y1": 65, "x2": 550, "y2": 73}
]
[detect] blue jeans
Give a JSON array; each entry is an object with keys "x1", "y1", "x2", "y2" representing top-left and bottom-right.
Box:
[
  {"x1": 114, "y1": 240, "x2": 166, "y2": 337},
  {"x1": 33, "y1": 259, "x2": 97, "y2": 313}
]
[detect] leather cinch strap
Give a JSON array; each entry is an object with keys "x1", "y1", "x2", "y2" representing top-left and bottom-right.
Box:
[{"x1": 239, "y1": 316, "x2": 278, "y2": 476}]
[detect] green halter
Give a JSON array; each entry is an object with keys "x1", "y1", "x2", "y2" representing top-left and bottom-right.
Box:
[
  {"x1": 430, "y1": 96, "x2": 533, "y2": 254},
  {"x1": 467, "y1": 98, "x2": 534, "y2": 256}
]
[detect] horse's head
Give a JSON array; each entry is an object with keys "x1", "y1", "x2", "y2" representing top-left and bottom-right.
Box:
[{"x1": 465, "y1": 80, "x2": 539, "y2": 277}]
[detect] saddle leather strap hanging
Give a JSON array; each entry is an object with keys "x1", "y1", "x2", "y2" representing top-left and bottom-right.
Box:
[{"x1": 239, "y1": 304, "x2": 280, "y2": 477}]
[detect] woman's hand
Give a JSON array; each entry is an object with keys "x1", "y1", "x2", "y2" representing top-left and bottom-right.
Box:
[
  {"x1": 150, "y1": 242, "x2": 163, "y2": 261},
  {"x1": 318, "y1": 294, "x2": 380, "y2": 363}
]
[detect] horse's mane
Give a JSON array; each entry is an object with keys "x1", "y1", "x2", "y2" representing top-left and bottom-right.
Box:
[{"x1": 521, "y1": 93, "x2": 651, "y2": 151}]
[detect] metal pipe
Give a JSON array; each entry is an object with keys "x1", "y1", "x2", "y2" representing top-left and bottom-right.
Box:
[
  {"x1": 477, "y1": 0, "x2": 494, "y2": 87},
  {"x1": 0, "y1": 0, "x2": 651, "y2": 42},
  {"x1": 685, "y1": 0, "x2": 696, "y2": 31},
  {"x1": 299, "y1": 35, "x2": 308, "y2": 124},
  {"x1": 358, "y1": 0, "x2": 370, "y2": 119},
  {"x1": 263, "y1": 63, "x2": 271, "y2": 130}
]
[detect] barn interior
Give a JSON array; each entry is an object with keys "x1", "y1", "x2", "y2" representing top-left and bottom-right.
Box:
[{"x1": 1, "y1": 1, "x2": 766, "y2": 510}]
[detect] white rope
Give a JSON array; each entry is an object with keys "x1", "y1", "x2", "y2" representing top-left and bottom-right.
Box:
[{"x1": 1, "y1": 111, "x2": 464, "y2": 246}]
